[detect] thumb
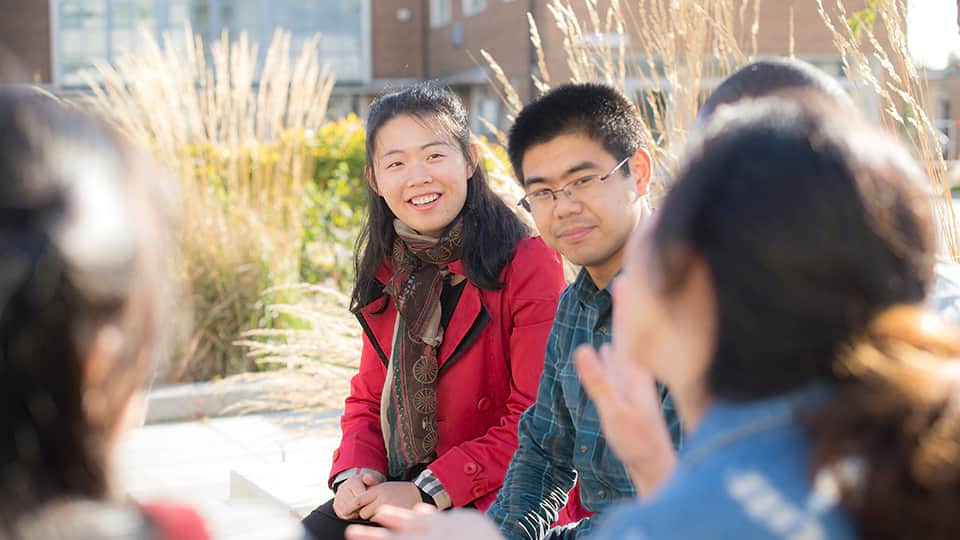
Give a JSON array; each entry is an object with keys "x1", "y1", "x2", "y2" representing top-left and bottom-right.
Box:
[
  {"x1": 361, "y1": 473, "x2": 382, "y2": 487},
  {"x1": 575, "y1": 344, "x2": 615, "y2": 408}
]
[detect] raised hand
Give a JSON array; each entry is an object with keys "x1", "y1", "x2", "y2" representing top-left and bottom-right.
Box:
[{"x1": 574, "y1": 343, "x2": 677, "y2": 497}]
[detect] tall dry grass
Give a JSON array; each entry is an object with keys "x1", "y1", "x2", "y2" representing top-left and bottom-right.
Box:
[
  {"x1": 483, "y1": 0, "x2": 960, "y2": 255},
  {"x1": 244, "y1": 0, "x2": 960, "y2": 414},
  {"x1": 816, "y1": 0, "x2": 960, "y2": 257},
  {"x1": 484, "y1": 0, "x2": 757, "y2": 190},
  {"x1": 83, "y1": 26, "x2": 340, "y2": 381}
]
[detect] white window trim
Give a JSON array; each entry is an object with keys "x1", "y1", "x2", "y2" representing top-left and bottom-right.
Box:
[
  {"x1": 49, "y1": 0, "x2": 61, "y2": 85},
  {"x1": 430, "y1": 0, "x2": 452, "y2": 28},
  {"x1": 462, "y1": 0, "x2": 486, "y2": 17},
  {"x1": 360, "y1": 0, "x2": 372, "y2": 83}
]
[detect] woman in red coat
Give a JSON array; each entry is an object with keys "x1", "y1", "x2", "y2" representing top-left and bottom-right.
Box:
[{"x1": 301, "y1": 84, "x2": 575, "y2": 540}]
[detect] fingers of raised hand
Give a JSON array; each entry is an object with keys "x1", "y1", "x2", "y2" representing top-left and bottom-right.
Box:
[
  {"x1": 345, "y1": 524, "x2": 394, "y2": 540},
  {"x1": 370, "y1": 505, "x2": 424, "y2": 531},
  {"x1": 575, "y1": 344, "x2": 615, "y2": 405}
]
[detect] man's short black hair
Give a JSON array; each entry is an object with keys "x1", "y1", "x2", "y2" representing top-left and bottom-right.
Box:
[
  {"x1": 508, "y1": 83, "x2": 644, "y2": 185},
  {"x1": 696, "y1": 57, "x2": 855, "y2": 128}
]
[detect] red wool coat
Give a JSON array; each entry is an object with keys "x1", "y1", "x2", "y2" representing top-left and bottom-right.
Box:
[{"x1": 329, "y1": 236, "x2": 566, "y2": 511}]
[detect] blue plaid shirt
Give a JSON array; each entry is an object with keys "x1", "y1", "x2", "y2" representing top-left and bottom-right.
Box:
[{"x1": 487, "y1": 269, "x2": 683, "y2": 540}]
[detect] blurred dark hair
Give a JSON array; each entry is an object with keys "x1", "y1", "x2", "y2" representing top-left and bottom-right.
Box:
[
  {"x1": 652, "y1": 95, "x2": 960, "y2": 539},
  {"x1": 352, "y1": 82, "x2": 527, "y2": 311},
  {"x1": 0, "y1": 90, "x2": 172, "y2": 526},
  {"x1": 695, "y1": 57, "x2": 855, "y2": 128},
  {"x1": 507, "y1": 83, "x2": 643, "y2": 185}
]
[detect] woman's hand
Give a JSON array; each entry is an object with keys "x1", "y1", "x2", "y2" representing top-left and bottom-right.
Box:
[
  {"x1": 334, "y1": 473, "x2": 383, "y2": 519},
  {"x1": 354, "y1": 481, "x2": 427, "y2": 520}
]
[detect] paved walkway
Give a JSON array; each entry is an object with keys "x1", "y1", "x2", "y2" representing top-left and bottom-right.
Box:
[{"x1": 115, "y1": 410, "x2": 342, "y2": 517}]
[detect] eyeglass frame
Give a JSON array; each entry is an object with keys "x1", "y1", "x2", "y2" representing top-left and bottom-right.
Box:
[{"x1": 517, "y1": 156, "x2": 631, "y2": 213}]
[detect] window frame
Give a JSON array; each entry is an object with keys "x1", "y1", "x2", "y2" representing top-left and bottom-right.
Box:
[
  {"x1": 430, "y1": 0, "x2": 452, "y2": 27},
  {"x1": 461, "y1": 0, "x2": 486, "y2": 17}
]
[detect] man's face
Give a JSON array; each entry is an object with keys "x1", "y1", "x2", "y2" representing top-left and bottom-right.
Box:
[{"x1": 520, "y1": 133, "x2": 649, "y2": 284}]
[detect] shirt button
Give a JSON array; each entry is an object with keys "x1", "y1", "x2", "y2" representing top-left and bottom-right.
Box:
[
  {"x1": 476, "y1": 397, "x2": 491, "y2": 412},
  {"x1": 597, "y1": 489, "x2": 606, "y2": 499},
  {"x1": 579, "y1": 445, "x2": 588, "y2": 454}
]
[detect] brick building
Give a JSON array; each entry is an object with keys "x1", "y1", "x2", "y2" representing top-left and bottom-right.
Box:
[
  {"x1": 0, "y1": 1, "x2": 935, "y2": 141},
  {"x1": 0, "y1": 0, "x2": 53, "y2": 83}
]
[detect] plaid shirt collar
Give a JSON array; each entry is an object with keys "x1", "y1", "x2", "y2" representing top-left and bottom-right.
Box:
[{"x1": 573, "y1": 267, "x2": 615, "y2": 314}]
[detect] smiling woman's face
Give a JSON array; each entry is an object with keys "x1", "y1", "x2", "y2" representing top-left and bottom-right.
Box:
[{"x1": 370, "y1": 114, "x2": 474, "y2": 237}]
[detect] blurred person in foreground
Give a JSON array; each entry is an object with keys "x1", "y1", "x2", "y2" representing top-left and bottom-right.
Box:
[
  {"x1": 0, "y1": 90, "x2": 307, "y2": 539},
  {"x1": 695, "y1": 57, "x2": 960, "y2": 323},
  {"x1": 345, "y1": 94, "x2": 960, "y2": 539}
]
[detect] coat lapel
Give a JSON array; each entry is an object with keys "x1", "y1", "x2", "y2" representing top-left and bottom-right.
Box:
[
  {"x1": 355, "y1": 273, "x2": 491, "y2": 372},
  {"x1": 356, "y1": 295, "x2": 393, "y2": 367},
  {"x1": 438, "y1": 284, "x2": 489, "y2": 371}
]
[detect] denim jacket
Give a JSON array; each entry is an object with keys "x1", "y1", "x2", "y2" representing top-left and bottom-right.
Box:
[{"x1": 590, "y1": 385, "x2": 857, "y2": 540}]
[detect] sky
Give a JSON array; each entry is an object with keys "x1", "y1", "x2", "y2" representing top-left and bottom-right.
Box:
[{"x1": 908, "y1": 0, "x2": 960, "y2": 68}]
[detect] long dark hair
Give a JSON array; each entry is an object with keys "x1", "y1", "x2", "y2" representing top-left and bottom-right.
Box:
[
  {"x1": 0, "y1": 90, "x2": 172, "y2": 525},
  {"x1": 652, "y1": 94, "x2": 960, "y2": 538},
  {"x1": 351, "y1": 83, "x2": 528, "y2": 311}
]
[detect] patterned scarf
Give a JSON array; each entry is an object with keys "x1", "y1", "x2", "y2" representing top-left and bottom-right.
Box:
[{"x1": 381, "y1": 218, "x2": 464, "y2": 478}]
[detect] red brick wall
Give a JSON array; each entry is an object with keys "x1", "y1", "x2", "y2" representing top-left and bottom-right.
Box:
[
  {"x1": 371, "y1": 1, "x2": 426, "y2": 80},
  {"x1": 0, "y1": 0, "x2": 52, "y2": 83},
  {"x1": 426, "y1": 0, "x2": 533, "y2": 99}
]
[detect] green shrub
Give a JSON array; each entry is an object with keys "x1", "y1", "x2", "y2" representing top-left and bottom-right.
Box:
[
  {"x1": 84, "y1": 28, "x2": 336, "y2": 381},
  {"x1": 301, "y1": 114, "x2": 368, "y2": 290}
]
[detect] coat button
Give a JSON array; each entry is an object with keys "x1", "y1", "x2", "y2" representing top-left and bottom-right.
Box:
[
  {"x1": 471, "y1": 485, "x2": 485, "y2": 497},
  {"x1": 476, "y1": 397, "x2": 491, "y2": 412},
  {"x1": 333, "y1": 449, "x2": 341, "y2": 460},
  {"x1": 463, "y1": 462, "x2": 478, "y2": 475}
]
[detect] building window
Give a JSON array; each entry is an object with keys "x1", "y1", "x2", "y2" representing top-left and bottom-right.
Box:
[
  {"x1": 59, "y1": 0, "x2": 108, "y2": 86},
  {"x1": 451, "y1": 22, "x2": 464, "y2": 47},
  {"x1": 462, "y1": 0, "x2": 486, "y2": 17},
  {"x1": 267, "y1": 1, "x2": 367, "y2": 83},
  {"x1": 936, "y1": 97, "x2": 955, "y2": 160},
  {"x1": 54, "y1": 0, "x2": 369, "y2": 87},
  {"x1": 430, "y1": 0, "x2": 451, "y2": 27}
]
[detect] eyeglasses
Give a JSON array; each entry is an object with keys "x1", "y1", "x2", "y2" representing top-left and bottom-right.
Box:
[{"x1": 518, "y1": 156, "x2": 630, "y2": 213}]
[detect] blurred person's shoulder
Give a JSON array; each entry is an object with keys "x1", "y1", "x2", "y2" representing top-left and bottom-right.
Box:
[
  {"x1": 13, "y1": 500, "x2": 145, "y2": 540},
  {"x1": 161, "y1": 499, "x2": 308, "y2": 540},
  {"x1": 11, "y1": 499, "x2": 308, "y2": 540}
]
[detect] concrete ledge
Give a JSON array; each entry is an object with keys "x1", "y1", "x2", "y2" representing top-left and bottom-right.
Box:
[
  {"x1": 145, "y1": 380, "x2": 264, "y2": 424},
  {"x1": 144, "y1": 370, "x2": 349, "y2": 424},
  {"x1": 230, "y1": 464, "x2": 332, "y2": 518}
]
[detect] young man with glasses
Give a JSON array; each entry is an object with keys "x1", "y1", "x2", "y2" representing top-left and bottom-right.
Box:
[{"x1": 484, "y1": 83, "x2": 682, "y2": 540}]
